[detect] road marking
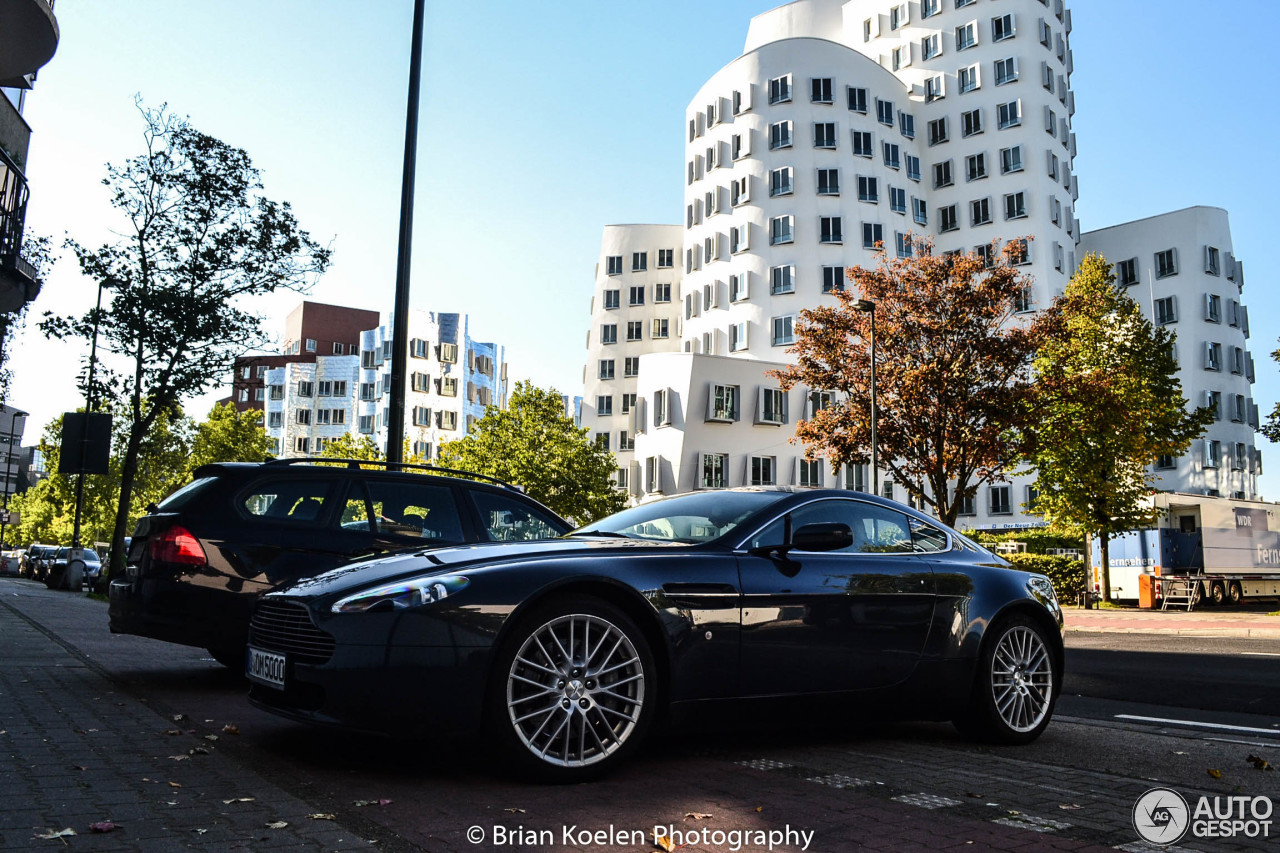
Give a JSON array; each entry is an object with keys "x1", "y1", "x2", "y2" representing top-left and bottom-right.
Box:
[
  {"x1": 1203, "y1": 736, "x2": 1280, "y2": 748},
  {"x1": 1116, "y1": 714, "x2": 1280, "y2": 736}
]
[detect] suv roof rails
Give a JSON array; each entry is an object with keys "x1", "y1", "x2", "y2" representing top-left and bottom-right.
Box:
[{"x1": 261, "y1": 457, "x2": 524, "y2": 492}]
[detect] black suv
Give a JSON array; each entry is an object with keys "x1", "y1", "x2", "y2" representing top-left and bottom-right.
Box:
[{"x1": 108, "y1": 459, "x2": 572, "y2": 666}]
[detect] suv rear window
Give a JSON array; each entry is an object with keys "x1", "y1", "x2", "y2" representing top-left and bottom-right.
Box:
[
  {"x1": 472, "y1": 491, "x2": 568, "y2": 541},
  {"x1": 241, "y1": 479, "x2": 335, "y2": 523},
  {"x1": 157, "y1": 477, "x2": 219, "y2": 511}
]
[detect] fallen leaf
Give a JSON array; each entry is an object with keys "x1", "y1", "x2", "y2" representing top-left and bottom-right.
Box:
[
  {"x1": 193, "y1": 829, "x2": 207, "y2": 835},
  {"x1": 1208, "y1": 769, "x2": 1222, "y2": 779},
  {"x1": 683, "y1": 812, "x2": 712, "y2": 821},
  {"x1": 169, "y1": 782, "x2": 182, "y2": 788},
  {"x1": 172, "y1": 714, "x2": 186, "y2": 722},
  {"x1": 1058, "y1": 804, "x2": 1083, "y2": 811},
  {"x1": 308, "y1": 813, "x2": 336, "y2": 821},
  {"x1": 504, "y1": 808, "x2": 526, "y2": 814},
  {"x1": 754, "y1": 806, "x2": 763, "y2": 813},
  {"x1": 189, "y1": 747, "x2": 210, "y2": 755},
  {"x1": 204, "y1": 734, "x2": 219, "y2": 742},
  {"x1": 653, "y1": 831, "x2": 676, "y2": 852},
  {"x1": 222, "y1": 724, "x2": 240, "y2": 735},
  {"x1": 1173, "y1": 751, "x2": 1189, "y2": 756},
  {"x1": 1246, "y1": 755, "x2": 1274, "y2": 771},
  {"x1": 167, "y1": 755, "x2": 188, "y2": 761},
  {"x1": 89, "y1": 822, "x2": 119, "y2": 833},
  {"x1": 266, "y1": 820, "x2": 288, "y2": 829},
  {"x1": 164, "y1": 729, "x2": 182, "y2": 736},
  {"x1": 223, "y1": 797, "x2": 256, "y2": 804},
  {"x1": 33, "y1": 828, "x2": 77, "y2": 840}
]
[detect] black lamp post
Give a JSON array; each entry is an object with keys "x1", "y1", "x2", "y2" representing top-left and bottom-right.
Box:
[
  {"x1": 71, "y1": 277, "x2": 116, "y2": 552},
  {"x1": 852, "y1": 299, "x2": 877, "y2": 494},
  {"x1": 0, "y1": 406, "x2": 25, "y2": 551}
]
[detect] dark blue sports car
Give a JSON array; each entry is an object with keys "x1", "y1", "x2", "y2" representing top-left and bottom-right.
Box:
[{"x1": 247, "y1": 488, "x2": 1063, "y2": 781}]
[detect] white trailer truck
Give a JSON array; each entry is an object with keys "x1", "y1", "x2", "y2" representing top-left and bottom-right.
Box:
[{"x1": 1090, "y1": 492, "x2": 1280, "y2": 606}]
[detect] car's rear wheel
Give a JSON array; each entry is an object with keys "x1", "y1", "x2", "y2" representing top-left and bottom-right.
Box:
[
  {"x1": 955, "y1": 614, "x2": 1058, "y2": 744},
  {"x1": 489, "y1": 596, "x2": 655, "y2": 782}
]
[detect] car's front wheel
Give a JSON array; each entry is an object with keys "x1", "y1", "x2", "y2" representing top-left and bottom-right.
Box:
[
  {"x1": 955, "y1": 614, "x2": 1059, "y2": 744},
  {"x1": 489, "y1": 596, "x2": 656, "y2": 782}
]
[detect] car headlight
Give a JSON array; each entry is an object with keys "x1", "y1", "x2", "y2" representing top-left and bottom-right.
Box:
[
  {"x1": 1028, "y1": 575, "x2": 1057, "y2": 605},
  {"x1": 331, "y1": 574, "x2": 469, "y2": 613}
]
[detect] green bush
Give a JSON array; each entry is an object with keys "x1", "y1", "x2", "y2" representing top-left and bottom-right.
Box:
[
  {"x1": 968, "y1": 528, "x2": 1085, "y2": 554},
  {"x1": 1004, "y1": 553, "x2": 1085, "y2": 600}
]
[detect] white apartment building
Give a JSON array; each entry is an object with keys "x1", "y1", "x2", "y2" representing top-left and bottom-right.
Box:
[
  {"x1": 264, "y1": 311, "x2": 508, "y2": 461},
  {"x1": 580, "y1": 0, "x2": 1260, "y2": 530},
  {"x1": 582, "y1": 225, "x2": 684, "y2": 492},
  {"x1": 1079, "y1": 207, "x2": 1259, "y2": 500}
]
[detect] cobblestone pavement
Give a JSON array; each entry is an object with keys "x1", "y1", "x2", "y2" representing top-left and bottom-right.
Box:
[{"x1": 1, "y1": 579, "x2": 1276, "y2": 852}]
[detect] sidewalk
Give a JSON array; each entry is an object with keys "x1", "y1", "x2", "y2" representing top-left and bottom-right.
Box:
[
  {"x1": 0, "y1": 588, "x2": 378, "y2": 851},
  {"x1": 1064, "y1": 604, "x2": 1280, "y2": 639}
]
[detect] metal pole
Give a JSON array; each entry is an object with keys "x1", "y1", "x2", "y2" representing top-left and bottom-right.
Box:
[
  {"x1": 71, "y1": 280, "x2": 107, "y2": 551},
  {"x1": 868, "y1": 305, "x2": 878, "y2": 495},
  {"x1": 385, "y1": 0, "x2": 426, "y2": 464},
  {"x1": 0, "y1": 408, "x2": 23, "y2": 551}
]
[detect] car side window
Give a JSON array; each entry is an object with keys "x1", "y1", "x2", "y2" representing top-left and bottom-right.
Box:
[
  {"x1": 365, "y1": 479, "x2": 465, "y2": 543},
  {"x1": 338, "y1": 482, "x2": 373, "y2": 532},
  {"x1": 472, "y1": 491, "x2": 566, "y2": 542},
  {"x1": 242, "y1": 479, "x2": 335, "y2": 523},
  {"x1": 909, "y1": 517, "x2": 949, "y2": 552},
  {"x1": 789, "y1": 500, "x2": 914, "y2": 553}
]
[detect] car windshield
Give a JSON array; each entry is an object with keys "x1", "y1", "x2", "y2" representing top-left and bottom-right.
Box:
[{"x1": 573, "y1": 490, "x2": 786, "y2": 544}]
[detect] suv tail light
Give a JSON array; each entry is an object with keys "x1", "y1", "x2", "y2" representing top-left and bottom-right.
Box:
[{"x1": 149, "y1": 525, "x2": 207, "y2": 566}]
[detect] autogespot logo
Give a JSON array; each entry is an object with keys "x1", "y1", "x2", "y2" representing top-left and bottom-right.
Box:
[{"x1": 1133, "y1": 788, "x2": 1190, "y2": 845}]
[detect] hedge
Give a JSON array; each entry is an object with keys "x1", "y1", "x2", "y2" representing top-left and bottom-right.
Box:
[{"x1": 1004, "y1": 553, "x2": 1086, "y2": 600}]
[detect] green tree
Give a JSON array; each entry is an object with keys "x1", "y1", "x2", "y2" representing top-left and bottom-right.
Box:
[
  {"x1": 1022, "y1": 253, "x2": 1212, "y2": 601},
  {"x1": 775, "y1": 237, "x2": 1038, "y2": 527},
  {"x1": 187, "y1": 402, "x2": 274, "y2": 471},
  {"x1": 1260, "y1": 343, "x2": 1280, "y2": 443},
  {"x1": 40, "y1": 102, "x2": 331, "y2": 578},
  {"x1": 437, "y1": 382, "x2": 625, "y2": 525},
  {"x1": 315, "y1": 433, "x2": 427, "y2": 467}
]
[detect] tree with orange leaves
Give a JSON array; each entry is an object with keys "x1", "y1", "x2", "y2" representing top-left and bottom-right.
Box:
[{"x1": 775, "y1": 236, "x2": 1036, "y2": 527}]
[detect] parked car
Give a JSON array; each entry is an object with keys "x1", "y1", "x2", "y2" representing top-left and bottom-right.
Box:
[
  {"x1": 0, "y1": 548, "x2": 22, "y2": 576},
  {"x1": 26, "y1": 544, "x2": 58, "y2": 582},
  {"x1": 247, "y1": 488, "x2": 1065, "y2": 781},
  {"x1": 44, "y1": 547, "x2": 102, "y2": 591},
  {"x1": 109, "y1": 459, "x2": 573, "y2": 667}
]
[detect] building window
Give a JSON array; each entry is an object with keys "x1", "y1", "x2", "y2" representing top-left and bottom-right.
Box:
[
  {"x1": 1000, "y1": 145, "x2": 1023, "y2": 174},
  {"x1": 895, "y1": 232, "x2": 913, "y2": 258},
  {"x1": 731, "y1": 175, "x2": 750, "y2": 205},
  {"x1": 862, "y1": 222, "x2": 884, "y2": 249},
  {"x1": 770, "y1": 215, "x2": 794, "y2": 245},
  {"x1": 597, "y1": 395, "x2": 614, "y2": 417},
  {"x1": 730, "y1": 273, "x2": 749, "y2": 302},
  {"x1": 938, "y1": 204, "x2": 959, "y2": 233},
  {"x1": 876, "y1": 98, "x2": 894, "y2": 126},
  {"x1": 990, "y1": 484, "x2": 1012, "y2": 515},
  {"x1": 928, "y1": 117, "x2": 948, "y2": 146},
  {"x1": 358, "y1": 415, "x2": 373, "y2": 433},
  {"x1": 1205, "y1": 246, "x2": 1221, "y2": 276},
  {"x1": 1204, "y1": 342, "x2": 1222, "y2": 371},
  {"x1": 992, "y1": 13, "x2": 1015, "y2": 41},
  {"x1": 254, "y1": 388, "x2": 265, "y2": 401},
  {"x1": 655, "y1": 282, "x2": 671, "y2": 302},
  {"x1": 851, "y1": 130, "x2": 873, "y2": 158},
  {"x1": 822, "y1": 266, "x2": 845, "y2": 293},
  {"x1": 305, "y1": 338, "x2": 317, "y2": 353},
  {"x1": 811, "y1": 77, "x2": 833, "y2": 104},
  {"x1": 657, "y1": 248, "x2": 674, "y2": 269},
  {"x1": 439, "y1": 410, "x2": 458, "y2": 431},
  {"x1": 599, "y1": 359, "x2": 615, "y2": 380},
  {"x1": 1155, "y1": 296, "x2": 1177, "y2": 325},
  {"x1": 889, "y1": 186, "x2": 907, "y2": 214},
  {"x1": 961, "y1": 108, "x2": 982, "y2": 137},
  {"x1": 439, "y1": 376, "x2": 458, "y2": 396},
  {"x1": 296, "y1": 408, "x2": 311, "y2": 425},
  {"x1": 707, "y1": 384, "x2": 740, "y2": 423},
  {"x1": 750, "y1": 456, "x2": 777, "y2": 486},
  {"x1": 905, "y1": 154, "x2": 921, "y2": 182},
  {"x1": 956, "y1": 21, "x2": 977, "y2": 50},
  {"x1": 971, "y1": 197, "x2": 992, "y2": 226},
  {"x1": 439, "y1": 342, "x2": 458, "y2": 363},
  {"x1": 997, "y1": 100, "x2": 1021, "y2": 129},
  {"x1": 816, "y1": 168, "x2": 840, "y2": 196},
  {"x1": 730, "y1": 321, "x2": 748, "y2": 352},
  {"x1": 814, "y1": 122, "x2": 837, "y2": 148},
  {"x1": 606, "y1": 255, "x2": 623, "y2": 275},
  {"x1": 924, "y1": 75, "x2": 944, "y2": 102},
  {"x1": 770, "y1": 166, "x2": 793, "y2": 197},
  {"x1": 966, "y1": 152, "x2": 988, "y2": 181},
  {"x1": 1205, "y1": 293, "x2": 1221, "y2": 324},
  {"x1": 651, "y1": 319, "x2": 670, "y2": 339},
  {"x1": 295, "y1": 437, "x2": 310, "y2": 454},
  {"x1": 298, "y1": 380, "x2": 314, "y2": 397},
  {"x1": 1007, "y1": 238, "x2": 1030, "y2": 265},
  {"x1": 921, "y1": 32, "x2": 941, "y2": 59},
  {"x1": 848, "y1": 86, "x2": 868, "y2": 113},
  {"x1": 411, "y1": 405, "x2": 432, "y2": 426},
  {"x1": 768, "y1": 120, "x2": 793, "y2": 150},
  {"x1": 626, "y1": 321, "x2": 642, "y2": 342},
  {"x1": 899, "y1": 112, "x2": 915, "y2": 139},
  {"x1": 1004, "y1": 191, "x2": 1027, "y2": 220},
  {"x1": 1116, "y1": 258, "x2": 1138, "y2": 286},
  {"x1": 797, "y1": 458, "x2": 822, "y2": 488},
  {"x1": 994, "y1": 56, "x2": 1018, "y2": 85},
  {"x1": 857, "y1": 176, "x2": 879, "y2": 202},
  {"x1": 1014, "y1": 285, "x2": 1033, "y2": 313},
  {"x1": 632, "y1": 251, "x2": 647, "y2": 272},
  {"x1": 730, "y1": 224, "x2": 750, "y2": 254},
  {"x1": 603, "y1": 289, "x2": 620, "y2": 310},
  {"x1": 768, "y1": 74, "x2": 792, "y2": 105},
  {"x1": 882, "y1": 142, "x2": 901, "y2": 169},
  {"x1": 959, "y1": 64, "x2": 979, "y2": 93},
  {"x1": 771, "y1": 316, "x2": 795, "y2": 347},
  {"x1": 770, "y1": 265, "x2": 796, "y2": 295},
  {"x1": 1205, "y1": 440, "x2": 1221, "y2": 469},
  {"x1": 629, "y1": 285, "x2": 645, "y2": 306},
  {"x1": 1155, "y1": 248, "x2": 1178, "y2": 279},
  {"x1": 238, "y1": 389, "x2": 249, "y2": 403},
  {"x1": 819, "y1": 216, "x2": 843, "y2": 244},
  {"x1": 600, "y1": 324, "x2": 617, "y2": 345},
  {"x1": 892, "y1": 43, "x2": 911, "y2": 70},
  {"x1": 912, "y1": 197, "x2": 928, "y2": 226},
  {"x1": 933, "y1": 160, "x2": 953, "y2": 188},
  {"x1": 267, "y1": 411, "x2": 282, "y2": 428},
  {"x1": 623, "y1": 357, "x2": 640, "y2": 379}
]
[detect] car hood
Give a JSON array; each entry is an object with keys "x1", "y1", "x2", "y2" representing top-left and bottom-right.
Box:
[{"x1": 276, "y1": 536, "x2": 684, "y2": 599}]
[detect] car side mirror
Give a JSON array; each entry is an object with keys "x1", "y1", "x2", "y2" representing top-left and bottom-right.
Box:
[{"x1": 791, "y1": 523, "x2": 854, "y2": 552}]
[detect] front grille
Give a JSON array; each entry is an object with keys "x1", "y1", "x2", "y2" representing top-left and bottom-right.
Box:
[{"x1": 250, "y1": 599, "x2": 335, "y2": 664}]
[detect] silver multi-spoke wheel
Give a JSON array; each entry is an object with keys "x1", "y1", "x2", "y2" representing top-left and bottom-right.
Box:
[
  {"x1": 989, "y1": 624, "x2": 1053, "y2": 734},
  {"x1": 506, "y1": 612, "x2": 646, "y2": 768}
]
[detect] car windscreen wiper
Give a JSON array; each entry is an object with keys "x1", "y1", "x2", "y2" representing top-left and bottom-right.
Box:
[{"x1": 566, "y1": 529, "x2": 632, "y2": 538}]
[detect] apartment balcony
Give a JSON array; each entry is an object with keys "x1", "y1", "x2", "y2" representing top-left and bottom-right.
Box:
[
  {"x1": 0, "y1": 0, "x2": 59, "y2": 88},
  {"x1": 0, "y1": 148, "x2": 37, "y2": 313}
]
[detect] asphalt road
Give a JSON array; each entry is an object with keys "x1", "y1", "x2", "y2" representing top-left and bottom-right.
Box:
[{"x1": 3, "y1": 579, "x2": 1278, "y2": 852}]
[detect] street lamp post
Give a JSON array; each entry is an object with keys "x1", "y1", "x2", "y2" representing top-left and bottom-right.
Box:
[
  {"x1": 852, "y1": 299, "x2": 878, "y2": 494},
  {"x1": 71, "y1": 278, "x2": 114, "y2": 552},
  {"x1": 0, "y1": 406, "x2": 26, "y2": 551}
]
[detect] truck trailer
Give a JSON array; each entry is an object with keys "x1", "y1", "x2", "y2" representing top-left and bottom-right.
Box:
[{"x1": 1090, "y1": 492, "x2": 1280, "y2": 606}]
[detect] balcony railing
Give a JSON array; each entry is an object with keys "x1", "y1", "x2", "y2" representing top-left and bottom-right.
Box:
[{"x1": 0, "y1": 147, "x2": 35, "y2": 313}]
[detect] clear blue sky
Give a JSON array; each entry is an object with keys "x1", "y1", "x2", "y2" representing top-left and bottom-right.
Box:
[{"x1": 14, "y1": 1, "x2": 1280, "y2": 496}]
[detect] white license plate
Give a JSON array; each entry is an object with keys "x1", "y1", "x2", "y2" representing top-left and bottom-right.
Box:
[{"x1": 246, "y1": 647, "x2": 286, "y2": 689}]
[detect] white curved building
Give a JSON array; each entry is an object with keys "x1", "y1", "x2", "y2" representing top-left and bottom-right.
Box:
[{"x1": 581, "y1": 0, "x2": 1261, "y2": 525}]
